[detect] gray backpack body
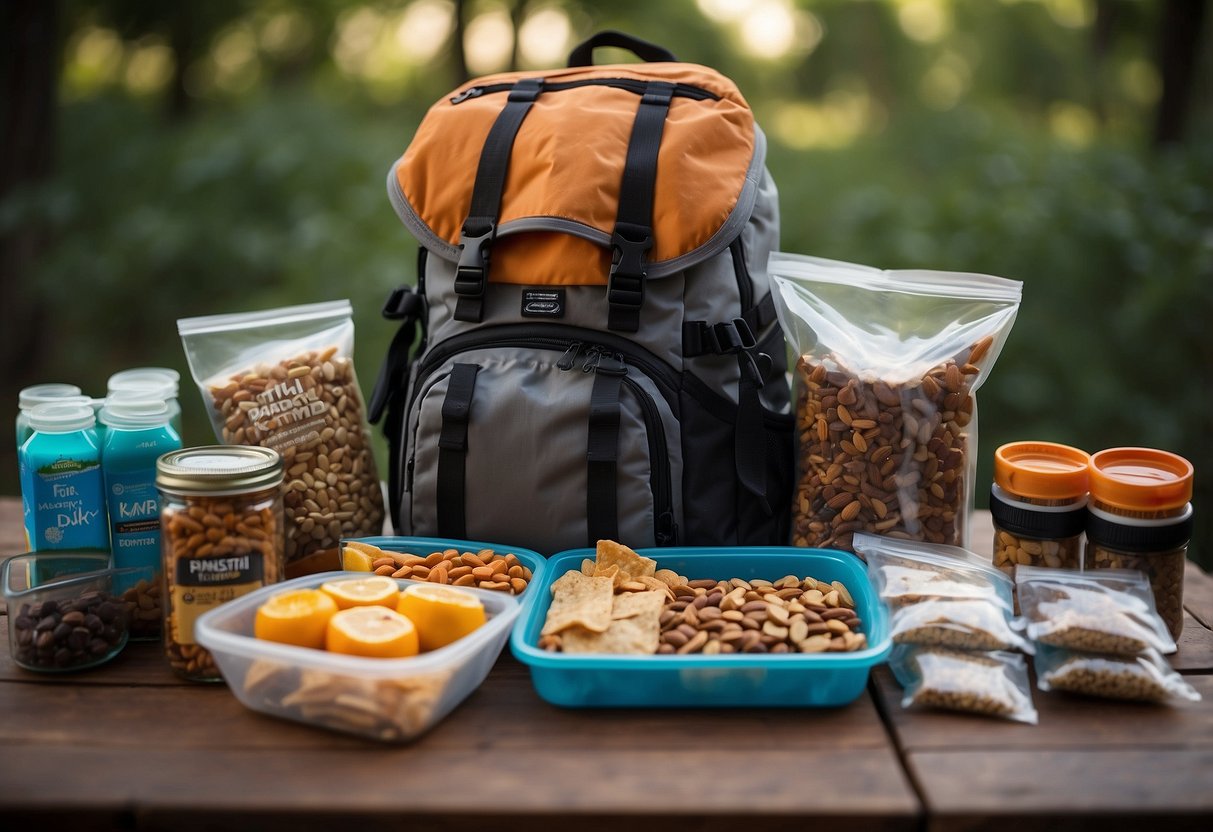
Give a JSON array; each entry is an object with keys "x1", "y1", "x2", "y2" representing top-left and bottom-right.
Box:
[{"x1": 369, "y1": 33, "x2": 792, "y2": 554}]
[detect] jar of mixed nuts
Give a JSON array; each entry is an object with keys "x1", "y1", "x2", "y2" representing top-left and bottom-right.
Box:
[
  {"x1": 990, "y1": 441, "x2": 1089, "y2": 577},
  {"x1": 1085, "y1": 447, "x2": 1193, "y2": 641},
  {"x1": 156, "y1": 446, "x2": 284, "y2": 681}
]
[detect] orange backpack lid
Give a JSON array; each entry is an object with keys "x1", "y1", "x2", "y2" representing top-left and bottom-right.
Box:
[{"x1": 390, "y1": 63, "x2": 759, "y2": 286}]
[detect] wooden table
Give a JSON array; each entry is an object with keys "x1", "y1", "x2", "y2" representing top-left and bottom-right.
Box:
[{"x1": 1, "y1": 497, "x2": 1210, "y2": 831}]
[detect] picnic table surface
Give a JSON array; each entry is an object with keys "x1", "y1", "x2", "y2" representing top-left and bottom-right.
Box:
[{"x1": 0, "y1": 496, "x2": 1210, "y2": 831}]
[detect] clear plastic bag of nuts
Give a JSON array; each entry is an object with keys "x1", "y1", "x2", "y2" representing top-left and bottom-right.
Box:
[
  {"x1": 1015, "y1": 567, "x2": 1177, "y2": 656},
  {"x1": 179, "y1": 301, "x2": 386, "y2": 565},
  {"x1": 888, "y1": 599, "x2": 1032, "y2": 653},
  {"x1": 1034, "y1": 645, "x2": 1200, "y2": 704},
  {"x1": 890, "y1": 645, "x2": 1038, "y2": 723},
  {"x1": 769, "y1": 253, "x2": 1021, "y2": 551},
  {"x1": 855, "y1": 533, "x2": 1016, "y2": 611}
]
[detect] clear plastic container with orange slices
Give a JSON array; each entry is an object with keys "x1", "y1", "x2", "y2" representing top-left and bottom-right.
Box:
[{"x1": 194, "y1": 571, "x2": 520, "y2": 742}]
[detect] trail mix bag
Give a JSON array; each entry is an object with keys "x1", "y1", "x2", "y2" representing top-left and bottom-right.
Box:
[
  {"x1": 179, "y1": 301, "x2": 385, "y2": 565},
  {"x1": 770, "y1": 253, "x2": 1021, "y2": 551}
]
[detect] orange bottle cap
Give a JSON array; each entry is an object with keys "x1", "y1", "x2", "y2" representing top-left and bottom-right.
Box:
[
  {"x1": 1089, "y1": 447, "x2": 1193, "y2": 511},
  {"x1": 994, "y1": 441, "x2": 1090, "y2": 500}
]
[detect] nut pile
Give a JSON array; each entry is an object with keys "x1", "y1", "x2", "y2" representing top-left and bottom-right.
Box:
[
  {"x1": 1085, "y1": 546, "x2": 1185, "y2": 641},
  {"x1": 242, "y1": 659, "x2": 452, "y2": 741},
  {"x1": 993, "y1": 530, "x2": 1081, "y2": 575},
  {"x1": 369, "y1": 547, "x2": 532, "y2": 595},
  {"x1": 206, "y1": 346, "x2": 385, "y2": 563},
  {"x1": 121, "y1": 578, "x2": 162, "y2": 639},
  {"x1": 654, "y1": 575, "x2": 866, "y2": 655},
  {"x1": 792, "y1": 336, "x2": 992, "y2": 551},
  {"x1": 12, "y1": 592, "x2": 127, "y2": 670}
]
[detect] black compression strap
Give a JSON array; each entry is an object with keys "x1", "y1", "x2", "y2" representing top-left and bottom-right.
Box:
[
  {"x1": 608, "y1": 81, "x2": 675, "y2": 332},
  {"x1": 586, "y1": 366, "x2": 625, "y2": 545},
  {"x1": 437, "y1": 364, "x2": 480, "y2": 539},
  {"x1": 455, "y1": 77, "x2": 544, "y2": 322},
  {"x1": 682, "y1": 295, "x2": 777, "y2": 357}
]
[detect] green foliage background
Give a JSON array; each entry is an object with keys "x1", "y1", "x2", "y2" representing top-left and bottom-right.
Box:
[{"x1": 4, "y1": 0, "x2": 1211, "y2": 565}]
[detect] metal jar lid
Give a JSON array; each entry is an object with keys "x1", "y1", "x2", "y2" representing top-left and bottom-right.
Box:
[{"x1": 156, "y1": 445, "x2": 284, "y2": 496}]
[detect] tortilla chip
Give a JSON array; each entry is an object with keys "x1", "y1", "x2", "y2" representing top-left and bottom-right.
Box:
[
  {"x1": 541, "y1": 570, "x2": 614, "y2": 635},
  {"x1": 581, "y1": 558, "x2": 596, "y2": 577},
  {"x1": 638, "y1": 575, "x2": 674, "y2": 597},
  {"x1": 611, "y1": 590, "x2": 664, "y2": 620},
  {"x1": 593, "y1": 562, "x2": 622, "y2": 581},
  {"x1": 596, "y1": 539, "x2": 657, "y2": 580},
  {"x1": 654, "y1": 568, "x2": 684, "y2": 587}
]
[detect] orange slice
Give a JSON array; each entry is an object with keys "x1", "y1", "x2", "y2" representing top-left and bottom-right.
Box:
[
  {"x1": 320, "y1": 575, "x2": 400, "y2": 610},
  {"x1": 326, "y1": 607, "x2": 419, "y2": 658},
  {"x1": 341, "y1": 545, "x2": 376, "y2": 572},
  {"x1": 254, "y1": 589, "x2": 339, "y2": 649},
  {"x1": 396, "y1": 584, "x2": 487, "y2": 651}
]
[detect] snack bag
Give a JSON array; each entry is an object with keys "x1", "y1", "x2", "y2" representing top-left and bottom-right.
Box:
[
  {"x1": 1034, "y1": 645, "x2": 1200, "y2": 704},
  {"x1": 770, "y1": 253, "x2": 1021, "y2": 551},
  {"x1": 179, "y1": 301, "x2": 385, "y2": 564},
  {"x1": 1015, "y1": 567, "x2": 1177, "y2": 656},
  {"x1": 855, "y1": 533, "x2": 1015, "y2": 611},
  {"x1": 889, "y1": 599, "x2": 1032, "y2": 653},
  {"x1": 890, "y1": 645, "x2": 1037, "y2": 724}
]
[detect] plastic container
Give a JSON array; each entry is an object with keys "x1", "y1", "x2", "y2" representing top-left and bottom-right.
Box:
[
  {"x1": 3, "y1": 551, "x2": 151, "y2": 673},
  {"x1": 511, "y1": 546, "x2": 890, "y2": 708},
  {"x1": 990, "y1": 441, "x2": 1089, "y2": 576},
  {"x1": 195, "y1": 572, "x2": 520, "y2": 742},
  {"x1": 344, "y1": 536, "x2": 547, "y2": 596},
  {"x1": 21, "y1": 403, "x2": 108, "y2": 553},
  {"x1": 1084, "y1": 447, "x2": 1193, "y2": 640},
  {"x1": 16, "y1": 386, "x2": 90, "y2": 548},
  {"x1": 157, "y1": 446, "x2": 285, "y2": 682}
]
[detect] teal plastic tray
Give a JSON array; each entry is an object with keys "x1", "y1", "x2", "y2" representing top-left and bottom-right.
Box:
[
  {"x1": 343, "y1": 536, "x2": 547, "y2": 596},
  {"x1": 511, "y1": 547, "x2": 890, "y2": 708}
]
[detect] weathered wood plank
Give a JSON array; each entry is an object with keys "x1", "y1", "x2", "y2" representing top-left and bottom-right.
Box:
[
  {"x1": 0, "y1": 746, "x2": 920, "y2": 830},
  {"x1": 910, "y1": 749, "x2": 1213, "y2": 831},
  {"x1": 1184, "y1": 559, "x2": 1213, "y2": 631}
]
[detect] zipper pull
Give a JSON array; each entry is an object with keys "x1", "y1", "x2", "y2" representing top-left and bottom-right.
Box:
[
  {"x1": 450, "y1": 86, "x2": 484, "y2": 104},
  {"x1": 557, "y1": 342, "x2": 583, "y2": 371},
  {"x1": 581, "y1": 346, "x2": 603, "y2": 374},
  {"x1": 588, "y1": 350, "x2": 627, "y2": 377}
]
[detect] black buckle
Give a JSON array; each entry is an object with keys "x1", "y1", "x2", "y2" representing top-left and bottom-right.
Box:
[
  {"x1": 455, "y1": 226, "x2": 494, "y2": 297},
  {"x1": 381, "y1": 287, "x2": 424, "y2": 320},
  {"x1": 608, "y1": 223, "x2": 652, "y2": 306}
]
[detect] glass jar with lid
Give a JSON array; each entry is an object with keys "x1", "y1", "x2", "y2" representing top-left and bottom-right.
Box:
[
  {"x1": 990, "y1": 441, "x2": 1090, "y2": 576},
  {"x1": 1085, "y1": 447, "x2": 1193, "y2": 640},
  {"x1": 156, "y1": 445, "x2": 284, "y2": 681}
]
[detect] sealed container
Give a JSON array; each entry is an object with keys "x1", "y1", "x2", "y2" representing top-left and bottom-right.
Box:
[
  {"x1": 108, "y1": 367, "x2": 182, "y2": 436},
  {"x1": 989, "y1": 441, "x2": 1089, "y2": 576},
  {"x1": 16, "y1": 385, "x2": 89, "y2": 547},
  {"x1": 157, "y1": 446, "x2": 285, "y2": 681},
  {"x1": 195, "y1": 573, "x2": 519, "y2": 742},
  {"x1": 21, "y1": 403, "x2": 108, "y2": 553},
  {"x1": 3, "y1": 551, "x2": 151, "y2": 672},
  {"x1": 511, "y1": 546, "x2": 891, "y2": 708},
  {"x1": 1084, "y1": 447, "x2": 1193, "y2": 640},
  {"x1": 102, "y1": 399, "x2": 182, "y2": 639}
]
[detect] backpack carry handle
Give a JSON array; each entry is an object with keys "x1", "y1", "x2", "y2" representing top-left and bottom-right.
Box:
[{"x1": 567, "y1": 31, "x2": 677, "y2": 67}]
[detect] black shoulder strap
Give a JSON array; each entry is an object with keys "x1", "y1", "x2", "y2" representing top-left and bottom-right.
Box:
[
  {"x1": 455, "y1": 77, "x2": 544, "y2": 323},
  {"x1": 607, "y1": 80, "x2": 675, "y2": 333},
  {"x1": 436, "y1": 363, "x2": 480, "y2": 539},
  {"x1": 586, "y1": 355, "x2": 626, "y2": 545}
]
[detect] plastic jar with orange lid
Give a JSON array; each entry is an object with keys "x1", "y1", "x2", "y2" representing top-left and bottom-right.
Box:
[
  {"x1": 1084, "y1": 447, "x2": 1193, "y2": 640},
  {"x1": 990, "y1": 442, "x2": 1090, "y2": 576}
]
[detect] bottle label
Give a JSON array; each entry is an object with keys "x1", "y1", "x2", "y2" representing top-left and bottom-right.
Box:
[
  {"x1": 106, "y1": 472, "x2": 162, "y2": 590},
  {"x1": 171, "y1": 553, "x2": 266, "y2": 645},
  {"x1": 32, "y1": 457, "x2": 107, "y2": 550}
]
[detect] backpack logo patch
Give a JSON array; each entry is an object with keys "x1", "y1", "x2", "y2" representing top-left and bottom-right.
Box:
[{"x1": 521, "y1": 288, "x2": 565, "y2": 318}]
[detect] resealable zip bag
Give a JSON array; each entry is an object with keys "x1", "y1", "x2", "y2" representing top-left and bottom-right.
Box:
[
  {"x1": 890, "y1": 645, "x2": 1038, "y2": 724},
  {"x1": 770, "y1": 252, "x2": 1021, "y2": 551},
  {"x1": 1015, "y1": 566, "x2": 1177, "y2": 656},
  {"x1": 179, "y1": 301, "x2": 385, "y2": 565},
  {"x1": 1034, "y1": 645, "x2": 1200, "y2": 704},
  {"x1": 855, "y1": 533, "x2": 1016, "y2": 611}
]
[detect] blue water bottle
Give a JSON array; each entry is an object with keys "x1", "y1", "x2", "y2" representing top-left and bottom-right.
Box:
[
  {"x1": 102, "y1": 399, "x2": 182, "y2": 638},
  {"x1": 22, "y1": 402, "x2": 108, "y2": 552},
  {"x1": 16, "y1": 384, "x2": 88, "y2": 548}
]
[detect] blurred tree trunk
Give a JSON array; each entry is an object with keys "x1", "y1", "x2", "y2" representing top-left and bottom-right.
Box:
[
  {"x1": 1153, "y1": 0, "x2": 1207, "y2": 146},
  {"x1": 167, "y1": 5, "x2": 197, "y2": 120},
  {"x1": 510, "y1": 0, "x2": 526, "y2": 72},
  {"x1": 1090, "y1": 0, "x2": 1121, "y2": 123},
  {"x1": 450, "y1": 0, "x2": 470, "y2": 87},
  {"x1": 0, "y1": 0, "x2": 58, "y2": 396}
]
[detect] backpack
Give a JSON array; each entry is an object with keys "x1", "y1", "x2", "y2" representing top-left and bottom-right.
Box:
[{"x1": 369, "y1": 31, "x2": 793, "y2": 555}]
